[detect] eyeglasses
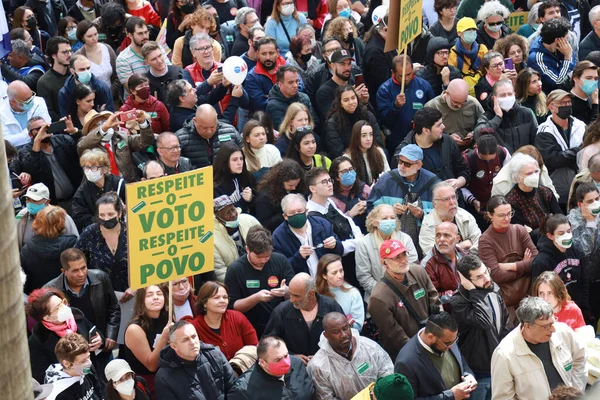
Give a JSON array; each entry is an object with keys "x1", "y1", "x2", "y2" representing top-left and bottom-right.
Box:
[
  {"x1": 15, "y1": 91, "x2": 36, "y2": 105},
  {"x1": 398, "y1": 159, "x2": 417, "y2": 168},
  {"x1": 487, "y1": 21, "x2": 503, "y2": 27},
  {"x1": 83, "y1": 166, "x2": 104, "y2": 172},
  {"x1": 436, "y1": 50, "x2": 450, "y2": 56},
  {"x1": 49, "y1": 298, "x2": 68, "y2": 315},
  {"x1": 434, "y1": 194, "x2": 457, "y2": 203},
  {"x1": 193, "y1": 45, "x2": 213, "y2": 53},
  {"x1": 494, "y1": 210, "x2": 515, "y2": 219},
  {"x1": 532, "y1": 321, "x2": 554, "y2": 331},
  {"x1": 317, "y1": 178, "x2": 334, "y2": 186},
  {"x1": 490, "y1": 62, "x2": 504, "y2": 69},
  {"x1": 59, "y1": 49, "x2": 73, "y2": 55},
  {"x1": 172, "y1": 279, "x2": 189, "y2": 287},
  {"x1": 339, "y1": 167, "x2": 354, "y2": 175},
  {"x1": 159, "y1": 146, "x2": 181, "y2": 152},
  {"x1": 435, "y1": 334, "x2": 459, "y2": 350}
]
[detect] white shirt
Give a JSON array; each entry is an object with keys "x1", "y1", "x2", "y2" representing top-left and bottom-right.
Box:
[{"x1": 291, "y1": 221, "x2": 319, "y2": 277}]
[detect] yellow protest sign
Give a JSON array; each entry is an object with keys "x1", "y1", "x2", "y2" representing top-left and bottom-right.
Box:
[
  {"x1": 398, "y1": 0, "x2": 423, "y2": 53},
  {"x1": 507, "y1": 11, "x2": 529, "y2": 33},
  {"x1": 126, "y1": 167, "x2": 214, "y2": 289}
]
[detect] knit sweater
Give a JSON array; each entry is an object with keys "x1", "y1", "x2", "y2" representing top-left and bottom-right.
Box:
[{"x1": 329, "y1": 286, "x2": 365, "y2": 331}]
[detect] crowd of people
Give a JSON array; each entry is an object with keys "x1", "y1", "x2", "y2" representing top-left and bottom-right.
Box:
[{"x1": 7, "y1": 0, "x2": 600, "y2": 399}]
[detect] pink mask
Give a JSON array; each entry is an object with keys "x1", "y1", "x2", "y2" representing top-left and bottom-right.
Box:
[{"x1": 267, "y1": 356, "x2": 291, "y2": 376}]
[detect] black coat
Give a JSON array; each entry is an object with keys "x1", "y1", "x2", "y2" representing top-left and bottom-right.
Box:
[
  {"x1": 579, "y1": 30, "x2": 600, "y2": 61},
  {"x1": 21, "y1": 234, "x2": 78, "y2": 294},
  {"x1": 228, "y1": 356, "x2": 314, "y2": 400},
  {"x1": 18, "y1": 134, "x2": 83, "y2": 204},
  {"x1": 450, "y1": 284, "x2": 510, "y2": 374},
  {"x1": 254, "y1": 189, "x2": 284, "y2": 232},
  {"x1": 362, "y1": 33, "x2": 395, "y2": 108},
  {"x1": 146, "y1": 64, "x2": 189, "y2": 104},
  {"x1": 154, "y1": 344, "x2": 237, "y2": 399},
  {"x1": 326, "y1": 110, "x2": 382, "y2": 158},
  {"x1": 170, "y1": 106, "x2": 196, "y2": 133},
  {"x1": 416, "y1": 36, "x2": 462, "y2": 96},
  {"x1": 71, "y1": 174, "x2": 126, "y2": 231},
  {"x1": 44, "y1": 269, "x2": 121, "y2": 341},
  {"x1": 265, "y1": 85, "x2": 319, "y2": 131},
  {"x1": 474, "y1": 104, "x2": 538, "y2": 154},
  {"x1": 262, "y1": 293, "x2": 344, "y2": 356},
  {"x1": 532, "y1": 236, "x2": 591, "y2": 317},
  {"x1": 175, "y1": 120, "x2": 242, "y2": 169},
  {"x1": 305, "y1": 62, "x2": 363, "y2": 107}
]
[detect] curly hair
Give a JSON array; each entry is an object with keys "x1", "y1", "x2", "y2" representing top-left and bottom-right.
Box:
[
  {"x1": 258, "y1": 158, "x2": 306, "y2": 204},
  {"x1": 328, "y1": 84, "x2": 369, "y2": 133},
  {"x1": 324, "y1": 16, "x2": 357, "y2": 43},
  {"x1": 493, "y1": 33, "x2": 528, "y2": 60},
  {"x1": 476, "y1": 0, "x2": 510, "y2": 22},
  {"x1": 187, "y1": 8, "x2": 217, "y2": 32},
  {"x1": 365, "y1": 204, "x2": 400, "y2": 233},
  {"x1": 347, "y1": 120, "x2": 385, "y2": 185}
]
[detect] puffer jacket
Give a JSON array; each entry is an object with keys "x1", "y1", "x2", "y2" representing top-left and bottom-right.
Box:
[
  {"x1": 21, "y1": 234, "x2": 78, "y2": 294},
  {"x1": 58, "y1": 74, "x2": 115, "y2": 116},
  {"x1": 265, "y1": 85, "x2": 319, "y2": 130},
  {"x1": 175, "y1": 120, "x2": 242, "y2": 169},
  {"x1": 474, "y1": 104, "x2": 538, "y2": 153},
  {"x1": 416, "y1": 37, "x2": 462, "y2": 96},
  {"x1": 154, "y1": 344, "x2": 237, "y2": 400}
]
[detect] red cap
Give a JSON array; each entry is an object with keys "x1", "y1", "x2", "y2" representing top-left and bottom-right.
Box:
[{"x1": 379, "y1": 239, "x2": 407, "y2": 259}]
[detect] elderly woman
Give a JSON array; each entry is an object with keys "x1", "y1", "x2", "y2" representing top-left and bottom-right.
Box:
[
  {"x1": 479, "y1": 195, "x2": 538, "y2": 325},
  {"x1": 355, "y1": 204, "x2": 418, "y2": 303},
  {"x1": 71, "y1": 149, "x2": 126, "y2": 231},
  {"x1": 533, "y1": 271, "x2": 586, "y2": 331},
  {"x1": 21, "y1": 206, "x2": 77, "y2": 294},
  {"x1": 504, "y1": 153, "x2": 562, "y2": 236},
  {"x1": 494, "y1": 33, "x2": 528, "y2": 73},
  {"x1": 475, "y1": 0, "x2": 512, "y2": 51},
  {"x1": 213, "y1": 195, "x2": 261, "y2": 282},
  {"x1": 474, "y1": 51, "x2": 517, "y2": 111}
]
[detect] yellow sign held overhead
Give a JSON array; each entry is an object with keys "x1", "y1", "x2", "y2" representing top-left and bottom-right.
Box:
[
  {"x1": 398, "y1": 0, "x2": 423, "y2": 53},
  {"x1": 126, "y1": 167, "x2": 214, "y2": 289},
  {"x1": 507, "y1": 11, "x2": 529, "y2": 33}
]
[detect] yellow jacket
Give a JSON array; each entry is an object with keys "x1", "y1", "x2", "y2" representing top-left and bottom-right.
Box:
[{"x1": 448, "y1": 43, "x2": 488, "y2": 96}]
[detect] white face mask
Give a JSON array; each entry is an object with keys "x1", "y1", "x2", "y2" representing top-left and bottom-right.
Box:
[
  {"x1": 115, "y1": 379, "x2": 135, "y2": 395},
  {"x1": 554, "y1": 232, "x2": 573, "y2": 248},
  {"x1": 498, "y1": 95, "x2": 516, "y2": 111},
  {"x1": 85, "y1": 169, "x2": 104, "y2": 183},
  {"x1": 56, "y1": 305, "x2": 74, "y2": 322},
  {"x1": 587, "y1": 200, "x2": 600, "y2": 215},
  {"x1": 522, "y1": 172, "x2": 539, "y2": 188},
  {"x1": 102, "y1": 128, "x2": 114, "y2": 143},
  {"x1": 281, "y1": 4, "x2": 294, "y2": 16}
]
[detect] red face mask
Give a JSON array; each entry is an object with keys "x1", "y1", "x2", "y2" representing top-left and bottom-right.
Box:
[{"x1": 266, "y1": 355, "x2": 291, "y2": 376}]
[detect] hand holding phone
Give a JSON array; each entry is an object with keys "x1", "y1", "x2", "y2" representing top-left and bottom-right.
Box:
[
  {"x1": 354, "y1": 73, "x2": 364, "y2": 86},
  {"x1": 47, "y1": 120, "x2": 67, "y2": 134},
  {"x1": 504, "y1": 57, "x2": 514, "y2": 70},
  {"x1": 119, "y1": 110, "x2": 137, "y2": 122}
]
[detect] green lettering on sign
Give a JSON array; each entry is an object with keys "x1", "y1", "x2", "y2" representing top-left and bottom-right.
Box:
[{"x1": 414, "y1": 288, "x2": 425, "y2": 300}]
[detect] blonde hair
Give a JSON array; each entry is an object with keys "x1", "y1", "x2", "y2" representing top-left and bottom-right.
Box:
[
  {"x1": 324, "y1": 16, "x2": 357, "y2": 41},
  {"x1": 279, "y1": 102, "x2": 314, "y2": 136},
  {"x1": 366, "y1": 204, "x2": 401, "y2": 248},
  {"x1": 32, "y1": 205, "x2": 66, "y2": 238},
  {"x1": 80, "y1": 148, "x2": 110, "y2": 169}
]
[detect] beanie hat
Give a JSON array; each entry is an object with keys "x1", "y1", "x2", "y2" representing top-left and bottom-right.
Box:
[{"x1": 373, "y1": 374, "x2": 414, "y2": 400}]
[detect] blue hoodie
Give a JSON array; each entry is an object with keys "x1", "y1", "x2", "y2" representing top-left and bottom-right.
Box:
[
  {"x1": 528, "y1": 36, "x2": 575, "y2": 93},
  {"x1": 58, "y1": 74, "x2": 115, "y2": 117}
]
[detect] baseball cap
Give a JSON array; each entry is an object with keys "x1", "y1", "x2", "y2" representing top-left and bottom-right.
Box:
[
  {"x1": 546, "y1": 89, "x2": 573, "y2": 106},
  {"x1": 395, "y1": 144, "x2": 423, "y2": 161},
  {"x1": 330, "y1": 49, "x2": 354, "y2": 64},
  {"x1": 457, "y1": 17, "x2": 477, "y2": 33},
  {"x1": 104, "y1": 359, "x2": 134, "y2": 382},
  {"x1": 379, "y1": 239, "x2": 407, "y2": 259},
  {"x1": 214, "y1": 194, "x2": 235, "y2": 211},
  {"x1": 25, "y1": 183, "x2": 50, "y2": 201}
]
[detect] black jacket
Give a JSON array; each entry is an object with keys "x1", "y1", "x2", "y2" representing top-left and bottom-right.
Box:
[
  {"x1": 532, "y1": 236, "x2": 591, "y2": 317},
  {"x1": 398, "y1": 131, "x2": 470, "y2": 183},
  {"x1": 450, "y1": 284, "x2": 510, "y2": 374},
  {"x1": 416, "y1": 36, "x2": 462, "y2": 96},
  {"x1": 326, "y1": 110, "x2": 382, "y2": 158},
  {"x1": 0, "y1": 54, "x2": 47, "y2": 91},
  {"x1": 67, "y1": 1, "x2": 101, "y2": 23},
  {"x1": 176, "y1": 120, "x2": 242, "y2": 168},
  {"x1": 579, "y1": 30, "x2": 600, "y2": 61},
  {"x1": 305, "y1": 62, "x2": 363, "y2": 108},
  {"x1": 159, "y1": 156, "x2": 194, "y2": 175},
  {"x1": 21, "y1": 234, "x2": 78, "y2": 294},
  {"x1": 154, "y1": 344, "x2": 237, "y2": 399},
  {"x1": 254, "y1": 189, "x2": 285, "y2": 232},
  {"x1": 146, "y1": 64, "x2": 189, "y2": 104},
  {"x1": 25, "y1": 0, "x2": 67, "y2": 36},
  {"x1": 228, "y1": 356, "x2": 314, "y2": 400},
  {"x1": 71, "y1": 174, "x2": 126, "y2": 231},
  {"x1": 44, "y1": 269, "x2": 121, "y2": 341},
  {"x1": 18, "y1": 134, "x2": 83, "y2": 204},
  {"x1": 170, "y1": 106, "x2": 196, "y2": 132},
  {"x1": 474, "y1": 104, "x2": 538, "y2": 153},
  {"x1": 262, "y1": 293, "x2": 344, "y2": 356},
  {"x1": 362, "y1": 33, "x2": 395, "y2": 108},
  {"x1": 265, "y1": 85, "x2": 319, "y2": 130}
]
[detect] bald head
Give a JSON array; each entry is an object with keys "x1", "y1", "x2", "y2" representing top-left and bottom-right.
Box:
[
  {"x1": 7, "y1": 81, "x2": 34, "y2": 112},
  {"x1": 436, "y1": 221, "x2": 458, "y2": 235},
  {"x1": 143, "y1": 160, "x2": 166, "y2": 180},
  {"x1": 435, "y1": 221, "x2": 460, "y2": 255},
  {"x1": 193, "y1": 104, "x2": 219, "y2": 139},
  {"x1": 289, "y1": 272, "x2": 313, "y2": 292},
  {"x1": 446, "y1": 79, "x2": 468, "y2": 109},
  {"x1": 289, "y1": 272, "x2": 316, "y2": 310}
]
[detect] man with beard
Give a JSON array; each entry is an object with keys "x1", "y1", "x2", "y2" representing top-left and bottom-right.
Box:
[
  {"x1": 307, "y1": 312, "x2": 393, "y2": 399},
  {"x1": 416, "y1": 37, "x2": 462, "y2": 96},
  {"x1": 244, "y1": 37, "x2": 287, "y2": 112},
  {"x1": 263, "y1": 273, "x2": 344, "y2": 364},
  {"x1": 450, "y1": 254, "x2": 509, "y2": 400},
  {"x1": 419, "y1": 182, "x2": 481, "y2": 255},
  {"x1": 377, "y1": 54, "x2": 435, "y2": 155},
  {"x1": 36, "y1": 37, "x2": 72, "y2": 122},
  {"x1": 421, "y1": 222, "x2": 468, "y2": 302},
  {"x1": 368, "y1": 240, "x2": 440, "y2": 359},
  {"x1": 315, "y1": 49, "x2": 369, "y2": 124}
]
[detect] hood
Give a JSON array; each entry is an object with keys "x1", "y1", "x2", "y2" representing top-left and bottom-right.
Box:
[
  {"x1": 268, "y1": 84, "x2": 296, "y2": 104},
  {"x1": 426, "y1": 36, "x2": 451, "y2": 64},
  {"x1": 29, "y1": 54, "x2": 49, "y2": 69},
  {"x1": 158, "y1": 346, "x2": 183, "y2": 369},
  {"x1": 317, "y1": 328, "x2": 361, "y2": 356},
  {"x1": 537, "y1": 235, "x2": 566, "y2": 257},
  {"x1": 44, "y1": 363, "x2": 72, "y2": 384},
  {"x1": 26, "y1": 235, "x2": 77, "y2": 260}
]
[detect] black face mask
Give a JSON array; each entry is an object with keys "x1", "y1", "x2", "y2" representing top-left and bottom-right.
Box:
[
  {"x1": 107, "y1": 25, "x2": 123, "y2": 36},
  {"x1": 100, "y1": 216, "x2": 119, "y2": 229},
  {"x1": 556, "y1": 105, "x2": 572, "y2": 119},
  {"x1": 300, "y1": 53, "x2": 311, "y2": 63},
  {"x1": 180, "y1": 2, "x2": 195, "y2": 14},
  {"x1": 26, "y1": 17, "x2": 37, "y2": 31},
  {"x1": 345, "y1": 32, "x2": 354, "y2": 43}
]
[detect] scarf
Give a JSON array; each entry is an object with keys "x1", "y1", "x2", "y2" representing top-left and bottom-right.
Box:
[
  {"x1": 453, "y1": 38, "x2": 481, "y2": 73},
  {"x1": 42, "y1": 317, "x2": 77, "y2": 338}
]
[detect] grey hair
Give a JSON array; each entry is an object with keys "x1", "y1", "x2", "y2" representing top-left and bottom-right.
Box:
[
  {"x1": 591, "y1": 5, "x2": 600, "y2": 24},
  {"x1": 168, "y1": 320, "x2": 192, "y2": 342},
  {"x1": 483, "y1": 51, "x2": 503, "y2": 69},
  {"x1": 296, "y1": 23, "x2": 315, "y2": 35},
  {"x1": 508, "y1": 153, "x2": 538, "y2": 182},
  {"x1": 26, "y1": 116, "x2": 46, "y2": 131},
  {"x1": 189, "y1": 33, "x2": 212, "y2": 51},
  {"x1": 281, "y1": 193, "x2": 307, "y2": 214},
  {"x1": 492, "y1": 78, "x2": 514, "y2": 95},
  {"x1": 432, "y1": 181, "x2": 455, "y2": 200},
  {"x1": 235, "y1": 7, "x2": 256, "y2": 26},
  {"x1": 516, "y1": 296, "x2": 553, "y2": 325},
  {"x1": 528, "y1": 2, "x2": 542, "y2": 26},
  {"x1": 11, "y1": 39, "x2": 31, "y2": 60},
  {"x1": 477, "y1": 0, "x2": 510, "y2": 22}
]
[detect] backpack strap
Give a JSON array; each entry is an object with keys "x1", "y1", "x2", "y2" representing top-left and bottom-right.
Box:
[
  {"x1": 390, "y1": 170, "x2": 410, "y2": 194},
  {"x1": 415, "y1": 175, "x2": 440, "y2": 198},
  {"x1": 381, "y1": 277, "x2": 427, "y2": 327}
]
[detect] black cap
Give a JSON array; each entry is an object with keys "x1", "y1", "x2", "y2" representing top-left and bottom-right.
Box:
[{"x1": 330, "y1": 49, "x2": 354, "y2": 64}]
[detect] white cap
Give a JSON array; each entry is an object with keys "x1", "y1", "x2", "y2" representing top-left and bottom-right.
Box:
[{"x1": 104, "y1": 359, "x2": 134, "y2": 382}]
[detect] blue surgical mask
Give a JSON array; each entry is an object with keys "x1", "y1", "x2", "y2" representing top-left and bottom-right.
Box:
[
  {"x1": 340, "y1": 170, "x2": 356, "y2": 186},
  {"x1": 339, "y1": 8, "x2": 351, "y2": 18},
  {"x1": 378, "y1": 219, "x2": 396, "y2": 235},
  {"x1": 487, "y1": 24, "x2": 502, "y2": 33},
  {"x1": 462, "y1": 31, "x2": 477, "y2": 44},
  {"x1": 76, "y1": 70, "x2": 92, "y2": 84},
  {"x1": 27, "y1": 202, "x2": 46, "y2": 215},
  {"x1": 224, "y1": 216, "x2": 240, "y2": 229},
  {"x1": 531, "y1": 23, "x2": 540, "y2": 30},
  {"x1": 67, "y1": 29, "x2": 77, "y2": 42},
  {"x1": 21, "y1": 100, "x2": 35, "y2": 112},
  {"x1": 581, "y1": 79, "x2": 598, "y2": 96}
]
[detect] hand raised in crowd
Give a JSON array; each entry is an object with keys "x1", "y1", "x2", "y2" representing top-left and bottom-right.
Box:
[
  {"x1": 231, "y1": 84, "x2": 243, "y2": 98},
  {"x1": 33, "y1": 123, "x2": 51, "y2": 145},
  {"x1": 135, "y1": 109, "x2": 149, "y2": 124},
  {"x1": 441, "y1": 66, "x2": 451, "y2": 86},
  {"x1": 242, "y1": 186, "x2": 253, "y2": 202},
  {"x1": 395, "y1": 92, "x2": 407, "y2": 108},
  {"x1": 492, "y1": 95, "x2": 503, "y2": 118},
  {"x1": 354, "y1": 83, "x2": 369, "y2": 104},
  {"x1": 207, "y1": 68, "x2": 224, "y2": 86},
  {"x1": 19, "y1": 172, "x2": 32, "y2": 187},
  {"x1": 592, "y1": 87, "x2": 599, "y2": 105},
  {"x1": 459, "y1": 272, "x2": 475, "y2": 291},
  {"x1": 348, "y1": 200, "x2": 367, "y2": 217},
  {"x1": 556, "y1": 37, "x2": 572, "y2": 60},
  {"x1": 89, "y1": 333, "x2": 103, "y2": 352},
  {"x1": 103, "y1": 111, "x2": 122, "y2": 131},
  {"x1": 64, "y1": 116, "x2": 78, "y2": 135},
  {"x1": 270, "y1": 279, "x2": 288, "y2": 297},
  {"x1": 322, "y1": 236, "x2": 337, "y2": 249}
]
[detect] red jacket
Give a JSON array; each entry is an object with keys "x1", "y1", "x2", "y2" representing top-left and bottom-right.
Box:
[
  {"x1": 185, "y1": 61, "x2": 234, "y2": 118},
  {"x1": 185, "y1": 310, "x2": 258, "y2": 360},
  {"x1": 120, "y1": 95, "x2": 170, "y2": 134}
]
